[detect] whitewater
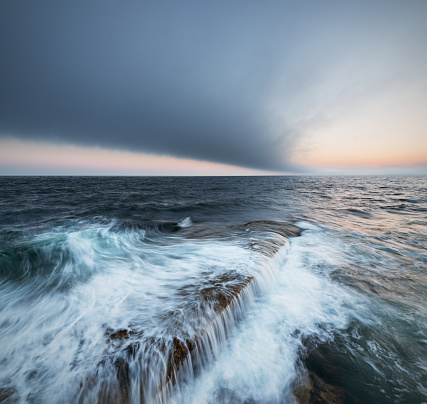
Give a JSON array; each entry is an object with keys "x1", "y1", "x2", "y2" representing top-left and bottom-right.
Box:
[{"x1": 0, "y1": 176, "x2": 426, "y2": 403}]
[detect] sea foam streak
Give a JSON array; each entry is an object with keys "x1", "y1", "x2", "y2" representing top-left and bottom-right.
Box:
[
  {"x1": 0, "y1": 220, "x2": 297, "y2": 403},
  {"x1": 1, "y1": 176, "x2": 426, "y2": 403},
  {"x1": 172, "y1": 223, "x2": 365, "y2": 404}
]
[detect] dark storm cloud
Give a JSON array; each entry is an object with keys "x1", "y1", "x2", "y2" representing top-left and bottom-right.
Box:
[{"x1": 1, "y1": 1, "x2": 426, "y2": 171}]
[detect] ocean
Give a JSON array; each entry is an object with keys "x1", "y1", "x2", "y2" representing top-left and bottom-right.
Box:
[{"x1": 0, "y1": 176, "x2": 426, "y2": 404}]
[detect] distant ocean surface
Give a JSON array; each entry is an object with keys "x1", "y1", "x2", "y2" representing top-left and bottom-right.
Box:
[{"x1": 0, "y1": 176, "x2": 426, "y2": 404}]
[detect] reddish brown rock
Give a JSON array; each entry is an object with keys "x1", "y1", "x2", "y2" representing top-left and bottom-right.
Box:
[
  {"x1": 0, "y1": 388, "x2": 18, "y2": 403},
  {"x1": 297, "y1": 372, "x2": 346, "y2": 404},
  {"x1": 114, "y1": 357, "x2": 130, "y2": 404},
  {"x1": 88, "y1": 221, "x2": 303, "y2": 402},
  {"x1": 105, "y1": 328, "x2": 141, "y2": 344},
  {"x1": 201, "y1": 274, "x2": 254, "y2": 313},
  {"x1": 166, "y1": 337, "x2": 190, "y2": 381}
]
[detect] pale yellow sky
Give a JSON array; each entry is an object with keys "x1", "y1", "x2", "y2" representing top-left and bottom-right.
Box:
[{"x1": 288, "y1": 82, "x2": 427, "y2": 170}]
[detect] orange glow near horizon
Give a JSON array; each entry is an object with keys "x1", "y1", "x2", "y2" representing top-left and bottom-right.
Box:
[
  {"x1": 292, "y1": 142, "x2": 427, "y2": 169},
  {"x1": 1, "y1": 134, "x2": 426, "y2": 176},
  {"x1": 0, "y1": 138, "x2": 283, "y2": 176},
  {"x1": 290, "y1": 96, "x2": 427, "y2": 170},
  {"x1": 297, "y1": 153, "x2": 427, "y2": 169}
]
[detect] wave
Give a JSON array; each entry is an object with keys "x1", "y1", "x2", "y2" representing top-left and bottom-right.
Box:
[
  {"x1": 2, "y1": 215, "x2": 423, "y2": 403},
  {"x1": 0, "y1": 219, "x2": 303, "y2": 403},
  {"x1": 177, "y1": 217, "x2": 192, "y2": 229}
]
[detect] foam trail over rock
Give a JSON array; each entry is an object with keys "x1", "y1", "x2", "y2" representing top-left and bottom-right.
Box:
[
  {"x1": 1, "y1": 177, "x2": 426, "y2": 403},
  {"x1": 173, "y1": 224, "x2": 365, "y2": 404},
  {"x1": 0, "y1": 219, "x2": 300, "y2": 404},
  {"x1": 74, "y1": 222, "x2": 297, "y2": 404}
]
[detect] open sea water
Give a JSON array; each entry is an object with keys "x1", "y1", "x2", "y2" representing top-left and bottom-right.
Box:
[{"x1": 0, "y1": 176, "x2": 426, "y2": 404}]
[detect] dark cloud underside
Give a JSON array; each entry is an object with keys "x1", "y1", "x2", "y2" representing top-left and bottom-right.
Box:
[{"x1": 1, "y1": 1, "x2": 426, "y2": 171}]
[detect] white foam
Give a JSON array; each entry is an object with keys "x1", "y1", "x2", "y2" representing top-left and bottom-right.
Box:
[
  {"x1": 173, "y1": 228, "x2": 364, "y2": 403},
  {"x1": 0, "y1": 222, "x2": 367, "y2": 404},
  {"x1": 0, "y1": 222, "x2": 261, "y2": 403},
  {"x1": 177, "y1": 217, "x2": 192, "y2": 228}
]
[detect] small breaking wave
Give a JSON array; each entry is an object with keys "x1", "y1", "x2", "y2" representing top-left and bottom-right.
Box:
[
  {"x1": 0, "y1": 219, "x2": 301, "y2": 403},
  {"x1": 177, "y1": 217, "x2": 193, "y2": 228}
]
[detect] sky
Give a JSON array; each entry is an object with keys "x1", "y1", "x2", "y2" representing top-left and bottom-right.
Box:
[{"x1": 1, "y1": 0, "x2": 426, "y2": 175}]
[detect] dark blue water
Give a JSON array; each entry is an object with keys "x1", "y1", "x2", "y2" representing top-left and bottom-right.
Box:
[{"x1": 0, "y1": 176, "x2": 426, "y2": 403}]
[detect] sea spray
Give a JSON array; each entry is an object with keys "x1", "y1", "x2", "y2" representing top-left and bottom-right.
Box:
[
  {"x1": 0, "y1": 217, "x2": 298, "y2": 403},
  {"x1": 1, "y1": 176, "x2": 426, "y2": 403},
  {"x1": 173, "y1": 224, "x2": 365, "y2": 404},
  {"x1": 74, "y1": 224, "x2": 295, "y2": 404},
  {"x1": 158, "y1": 244, "x2": 292, "y2": 404}
]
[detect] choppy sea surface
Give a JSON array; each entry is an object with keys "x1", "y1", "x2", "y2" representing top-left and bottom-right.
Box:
[{"x1": 0, "y1": 176, "x2": 426, "y2": 404}]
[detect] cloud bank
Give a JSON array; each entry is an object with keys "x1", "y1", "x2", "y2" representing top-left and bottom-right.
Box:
[{"x1": 1, "y1": 0, "x2": 426, "y2": 172}]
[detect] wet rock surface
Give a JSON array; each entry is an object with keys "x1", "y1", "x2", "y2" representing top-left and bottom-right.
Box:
[
  {"x1": 114, "y1": 357, "x2": 131, "y2": 404},
  {"x1": 166, "y1": 337, "x2": 191, "y2": 381},
  {"x1": 241, "y1": 221, "x2": 302, "y2": 239},
  {"x1": 201, "y1": 273, "x2": 254, "y2": 313},
  {"x1": 240, "y1": 221, "x2": 301, "y2": 257},
  {"x1": 105, "y1": 328, "x2": 140, "y2": 343},
  {"x1": 0, "y1": 388, "x2": 18, "y2": 404},
  {"x1": 295, "y1": 372, "x2": 351, "y2": 404},
  {"x1": 295, "y1": 338, "x2": 362, "y2": 404},
  {"x1": 165, "y1": 274, "x2": 255, "y2": 384},
  {"x1": 78, "y1": 221, "x2": 302, "y2": 403}
]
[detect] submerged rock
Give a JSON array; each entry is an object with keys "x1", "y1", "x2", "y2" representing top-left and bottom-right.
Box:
[
  {"x1": 105, "y1": 328, "x2": 132, "y2": 343},
  {"x1": 0, "y1": 387, "x2": 18, "y2": 403},
  {"x1": 294, "y1": 370, "x2": 362, "y2": 404},
  {"x1": 241, "y1": 220, "x2": 302, "y2": 239},
  {"x1": 114, "y1": 357, "x2": 130, "y2": 404},
  {"x1": 0, "y1": 388, "x2": 18, "y2": 403},
  {"x1": 165, "y1": 270, "x2": 257, "y2": 383},
  {"x1": 295, "y1": 372, "x2": 343, "y2": 404},
  {"x1": 240, "y1": 221, "x2": 302, "y2": 257},
  {"x1": 77, "y1": 220, "x2": 302, "y2": 403},
  {"x1": 166, "y1": 337, "x2": 190, "y2": 381},
  {"x1": 201, "y1": 273, "x2": 254, "y2": 313},
  {"x1": 295, "y1": 337, "x2": 362, "y2": 404}
]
